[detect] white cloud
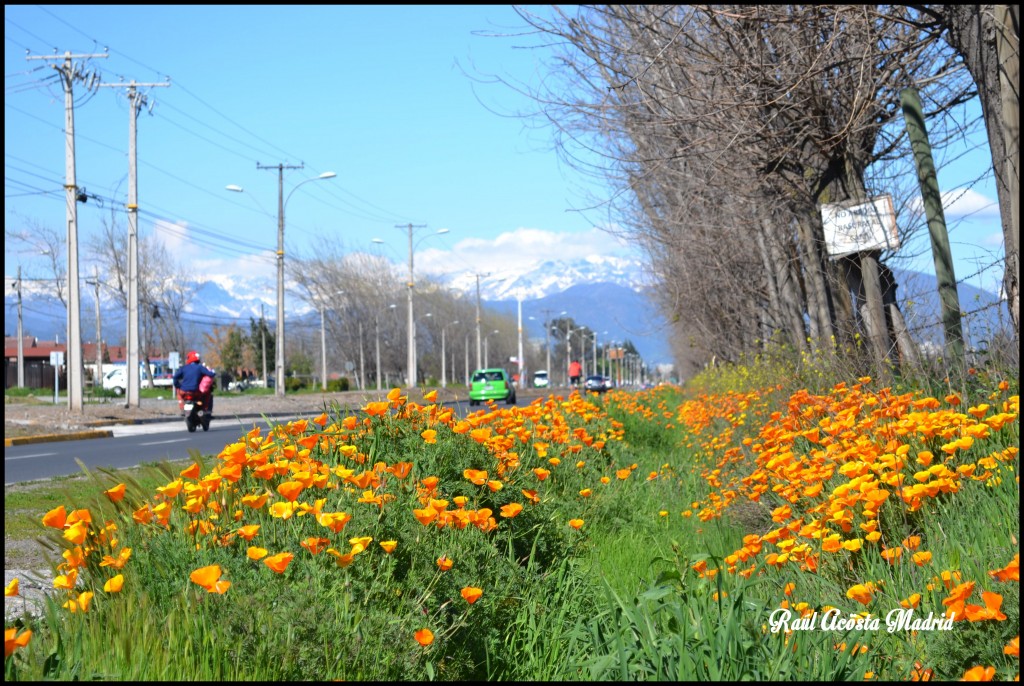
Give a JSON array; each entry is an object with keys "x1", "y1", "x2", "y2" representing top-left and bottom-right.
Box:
[
  {"x1": 908, "y1": 187, "x2": 1000, "y2": 219},
  {"x1": 415, "y1": 226, "x2": 636, "y2": 277}
]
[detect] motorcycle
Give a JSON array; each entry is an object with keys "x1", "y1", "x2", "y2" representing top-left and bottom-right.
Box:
[{"x1": 178, "y1": 389, "x2": 212, "y2": 432}]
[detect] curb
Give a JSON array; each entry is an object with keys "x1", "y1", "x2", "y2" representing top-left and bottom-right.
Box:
[{"x1": 5, "y1": 429, "x2": 113, "y2": 447}]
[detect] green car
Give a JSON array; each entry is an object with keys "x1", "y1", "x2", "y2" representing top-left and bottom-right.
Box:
[{"x1": 469, "y1": 368, "x2": 517, "y2": 406}]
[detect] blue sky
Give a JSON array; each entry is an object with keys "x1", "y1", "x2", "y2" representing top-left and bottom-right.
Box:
[{"x1": 4, "y1": 5, "x2": 1007, "y2": 306}]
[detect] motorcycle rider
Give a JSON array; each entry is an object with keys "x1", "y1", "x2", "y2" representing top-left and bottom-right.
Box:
[{"x1": 173, "y1": 350, "x2": 216, "y2": 416}]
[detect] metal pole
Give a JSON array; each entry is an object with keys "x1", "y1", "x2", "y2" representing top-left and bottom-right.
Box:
[
  {"x1": 441, "y1": 326, "x2": 447, "y2": 389},
  {"x1": 276, "y1": 165, "x2": 286, "y2": 396},
  {"x1": 517, "y1": 297, "x2": 524, "y2": 389},
  {"x1": 16, "y1": 266, "x2": 24, "y2": 388},
  {"x1": 359, "y1": 321, "x2": 365, "y2": 391},
  {"x1": 260, "y1": 303, "x2": 268, "y2": 386},
  {"x1": 375, "y1": 315, "x2": 382, "y2": 391},
  {"x1": 320, "y1": 302, "x2": 327, "y2": 391},
  {"x1": 407, "y1": 223, "x2": 415, "y2": 387}
]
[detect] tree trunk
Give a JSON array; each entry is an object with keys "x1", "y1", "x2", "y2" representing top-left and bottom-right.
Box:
[{"x1": 938, "y1": 4, "x2": 1019, "y2": 340}]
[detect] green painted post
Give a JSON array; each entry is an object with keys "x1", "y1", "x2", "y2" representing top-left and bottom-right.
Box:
[{"x1": 901, "y1": 87, "x2": 964, "y2": 364}]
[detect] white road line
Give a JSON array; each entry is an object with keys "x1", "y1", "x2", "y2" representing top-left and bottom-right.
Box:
[
  {"x1": 6, "y1": 452, "x2": 58, "y2": 461},
  {"x1": 139, "y1": 439, "x2": 189, "y2": 446}
]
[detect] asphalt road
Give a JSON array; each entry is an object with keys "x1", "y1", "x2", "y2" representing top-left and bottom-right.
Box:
[{"x1": 4, "y1": 399, "x2": 487, "y2": 484}]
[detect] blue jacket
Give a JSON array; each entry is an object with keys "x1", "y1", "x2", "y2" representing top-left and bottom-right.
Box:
[{"x1": 173, "y1": 361, "x2": 215, "y2": 392}]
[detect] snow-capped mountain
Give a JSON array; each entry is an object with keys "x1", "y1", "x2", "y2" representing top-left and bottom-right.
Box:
[{"x1": 440, "y1": 255, "x2": 650, "y2": 302}]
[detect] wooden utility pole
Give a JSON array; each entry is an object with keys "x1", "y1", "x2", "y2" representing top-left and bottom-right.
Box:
[
  {"x1": 98, "y1": 78, "x2": 169, "y2": 406},
  {"x1": 27, "y1": 49, "x2": 109, "y2": 411}
]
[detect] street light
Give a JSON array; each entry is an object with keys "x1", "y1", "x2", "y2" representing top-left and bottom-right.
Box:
[
  {"x1": 442, "y1": 320, "x2": 459, "y2": 389},
  {"x1": 227, "y1": 170, "x2": 336, "y2": 397},
  {"x1": 373, "y1": 226, "x2": 450, "y2": 389}
]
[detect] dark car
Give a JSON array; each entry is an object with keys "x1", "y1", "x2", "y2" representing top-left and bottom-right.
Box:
[
  {"x1": 584, "y1": 375, "x2": 609, "y2": 393},
  {"x1": 469, "y1": 368, "x2": 517, "y2": 406}
]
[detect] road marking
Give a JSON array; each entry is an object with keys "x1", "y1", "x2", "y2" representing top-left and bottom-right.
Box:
[
  {"x1": 139, "y1": 439, "x2": 189, "y2": 446},
  {"x1": 5, "y1": 452, "x2": 58, "y2": 461}
]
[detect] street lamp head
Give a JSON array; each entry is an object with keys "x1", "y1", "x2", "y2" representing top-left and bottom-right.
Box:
[
  {"x1": 318, "y1": 172, "x2": 337, "y2": 180},
  {"x1": 372, "y1": 238, "x2": 384, "y2": 244},
  {"x1": 225, "y1": 184, "x2": 244, "y2": 193},
  {"x1": 436, "y1": 229, "x2": 450, "y2": 236}
]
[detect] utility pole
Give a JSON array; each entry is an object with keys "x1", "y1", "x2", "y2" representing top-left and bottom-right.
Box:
[
  {"x1": 359, "y1": 321, "x2": 365, "y2": 391},
  {"x1": 259, "y1": 162, "x2": 304, "y2": 396},
  {"x1": 28, "y1": 49, "x2": 108, "y2": 411},
  {"x1": 472, "y1": 272, "x2": 489, "y2": 370},
  {"x1": 539, "y1": 308, "x2": 554, "y2": 381},
  {"x1": 16, "y1": 266, "x2": 24, "y2": 388},
  {"x1": 98, "y1": 78, "x2": 169, "y2": 407},
  {"x1": 397, "y1": 223, "x2": 427, "y2": 388},
  {"x1": 260, "y1": 303, "x2": 268, "y2": 387},
  {"x1": 517, "y1": 296, "x2": 524, "y2": 389},
  {"x1": 87, "y1": 268, "x2": 102, "y2": 389}
]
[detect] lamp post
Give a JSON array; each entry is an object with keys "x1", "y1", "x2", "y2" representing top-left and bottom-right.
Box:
[
  {"x1": 228, "y1": 170, "x2": 335, "y2": 397},
  {"x1": 441, "y1": 320, "x2": 459, "y2": 388},
  {"x1": 373, "y1": 226, "x2": 449, "y2": 389}
]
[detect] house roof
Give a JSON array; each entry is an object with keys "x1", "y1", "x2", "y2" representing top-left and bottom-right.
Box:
[{"x1": 4, "y1": 337, "x2": 145, "y2": 363}]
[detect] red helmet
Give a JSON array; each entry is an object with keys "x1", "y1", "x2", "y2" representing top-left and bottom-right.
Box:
[{"x1": 186, "y1": 350, "x2": 200, "y2": 364}]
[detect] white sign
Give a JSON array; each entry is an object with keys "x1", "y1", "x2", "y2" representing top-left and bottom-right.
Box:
[
  {"x1": 821, "y1": 195, "x2": 900, "y2": 258},
  {"x1": 49, "y1": 351, "x2": 64, "y2": 366},
  {"x1": 168, "y1": 351, "x2": 180, "y2": 371}
]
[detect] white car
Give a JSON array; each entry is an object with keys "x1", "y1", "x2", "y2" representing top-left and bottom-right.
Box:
[{"x1": 533, "y1": 370, "x2": 549, "y2": 388}]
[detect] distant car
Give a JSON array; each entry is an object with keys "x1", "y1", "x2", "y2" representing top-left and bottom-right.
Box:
[
  {"x1": 533, "y1": 370, "x2": 549, "y2": 388},
  {"x1": 469, "y1": 368, "x2": 516, "y2": 406},
  {"x1": 584, "y1": 375, "x2": 610, "y2": 393}
]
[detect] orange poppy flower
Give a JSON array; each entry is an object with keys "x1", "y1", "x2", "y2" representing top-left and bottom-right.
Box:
[
  {"x1": 568, "y1": 519, "x2": 584, "y2": 530},
  {"x1": 42, "y1": 505, "x2": 67, "y2": 529},
  {"x1": 964, "y1": 591, "x2": 1007, "y2": 622},
  {"x1": 5, "y1": 627, "x2": 33, "y2": 657},
  {"x1": 380, "y1": 540, "x2": 397, "y2": 554},
  {"x1": 300, "y1": 537, "x2": 330, "y2": 555},
  {"x1": 414, "y1": 628, "x2": 434, "y2": 647},
  {"x1": 423, "y1": 390, "x2": 438, "y2": 403},
  {"x1": 313, "y1": 412, "x2": 329, "y2": 426},
  {"x1": 500, "y1": 503, "x2": 523, "y2": 518},
  {"x1": 364, "y1": 401, "x2": 390, "y2": 417},
  {"x1": 460, "y1": 586, "x2": 483, "y2": 604},
  {"x1": 103, "y1": 574, "x2": 124, "y2": 593},
  {"x1": 263, "y1": 552, "x2": 294, "y2": 574},
  {"x1": 276, "y1": 480, "x2": 305, "y2": 502},
  {"x1": 104, "y1": 483, "x2": 127, "y2": 502},
  {"x1": 190, "y1": 564, "x2": 230, "y2": 594},
  {"x1": 962, "y1": 666, "x2": 995, "y2": 681},
  {"x1": 437, "y1": 555, "x2": 454, "y2": 571}
]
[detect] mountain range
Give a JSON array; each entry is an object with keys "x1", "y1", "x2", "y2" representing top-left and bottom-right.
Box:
[{"x1": 5, "y1": 256, "x2": 1010, "y2": 367}]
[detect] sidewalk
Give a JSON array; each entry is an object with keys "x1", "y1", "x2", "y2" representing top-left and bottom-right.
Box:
[{"x1": 4, "y1": 386, "x2": 552, "y2": 447}]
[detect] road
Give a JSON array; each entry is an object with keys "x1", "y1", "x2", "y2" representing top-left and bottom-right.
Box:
[{"x1": 4, "y1": 399, "x2": 485, "y2": 484}]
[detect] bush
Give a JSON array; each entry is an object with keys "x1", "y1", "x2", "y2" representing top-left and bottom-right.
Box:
[
  {"x1": 285, "y1": 376, "x2": 308, "y2": 392},
  {"x1": 327, "y1": 378, "x2": 350, "y2": 392}
]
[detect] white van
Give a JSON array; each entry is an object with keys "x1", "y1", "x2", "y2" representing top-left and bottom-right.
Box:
[
  {"x1": 102, "y1": 366, "x2": 173, "y2": 395},
  {"x1": 532, "y1": 370, "x2": 549, "y2": 388}
]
